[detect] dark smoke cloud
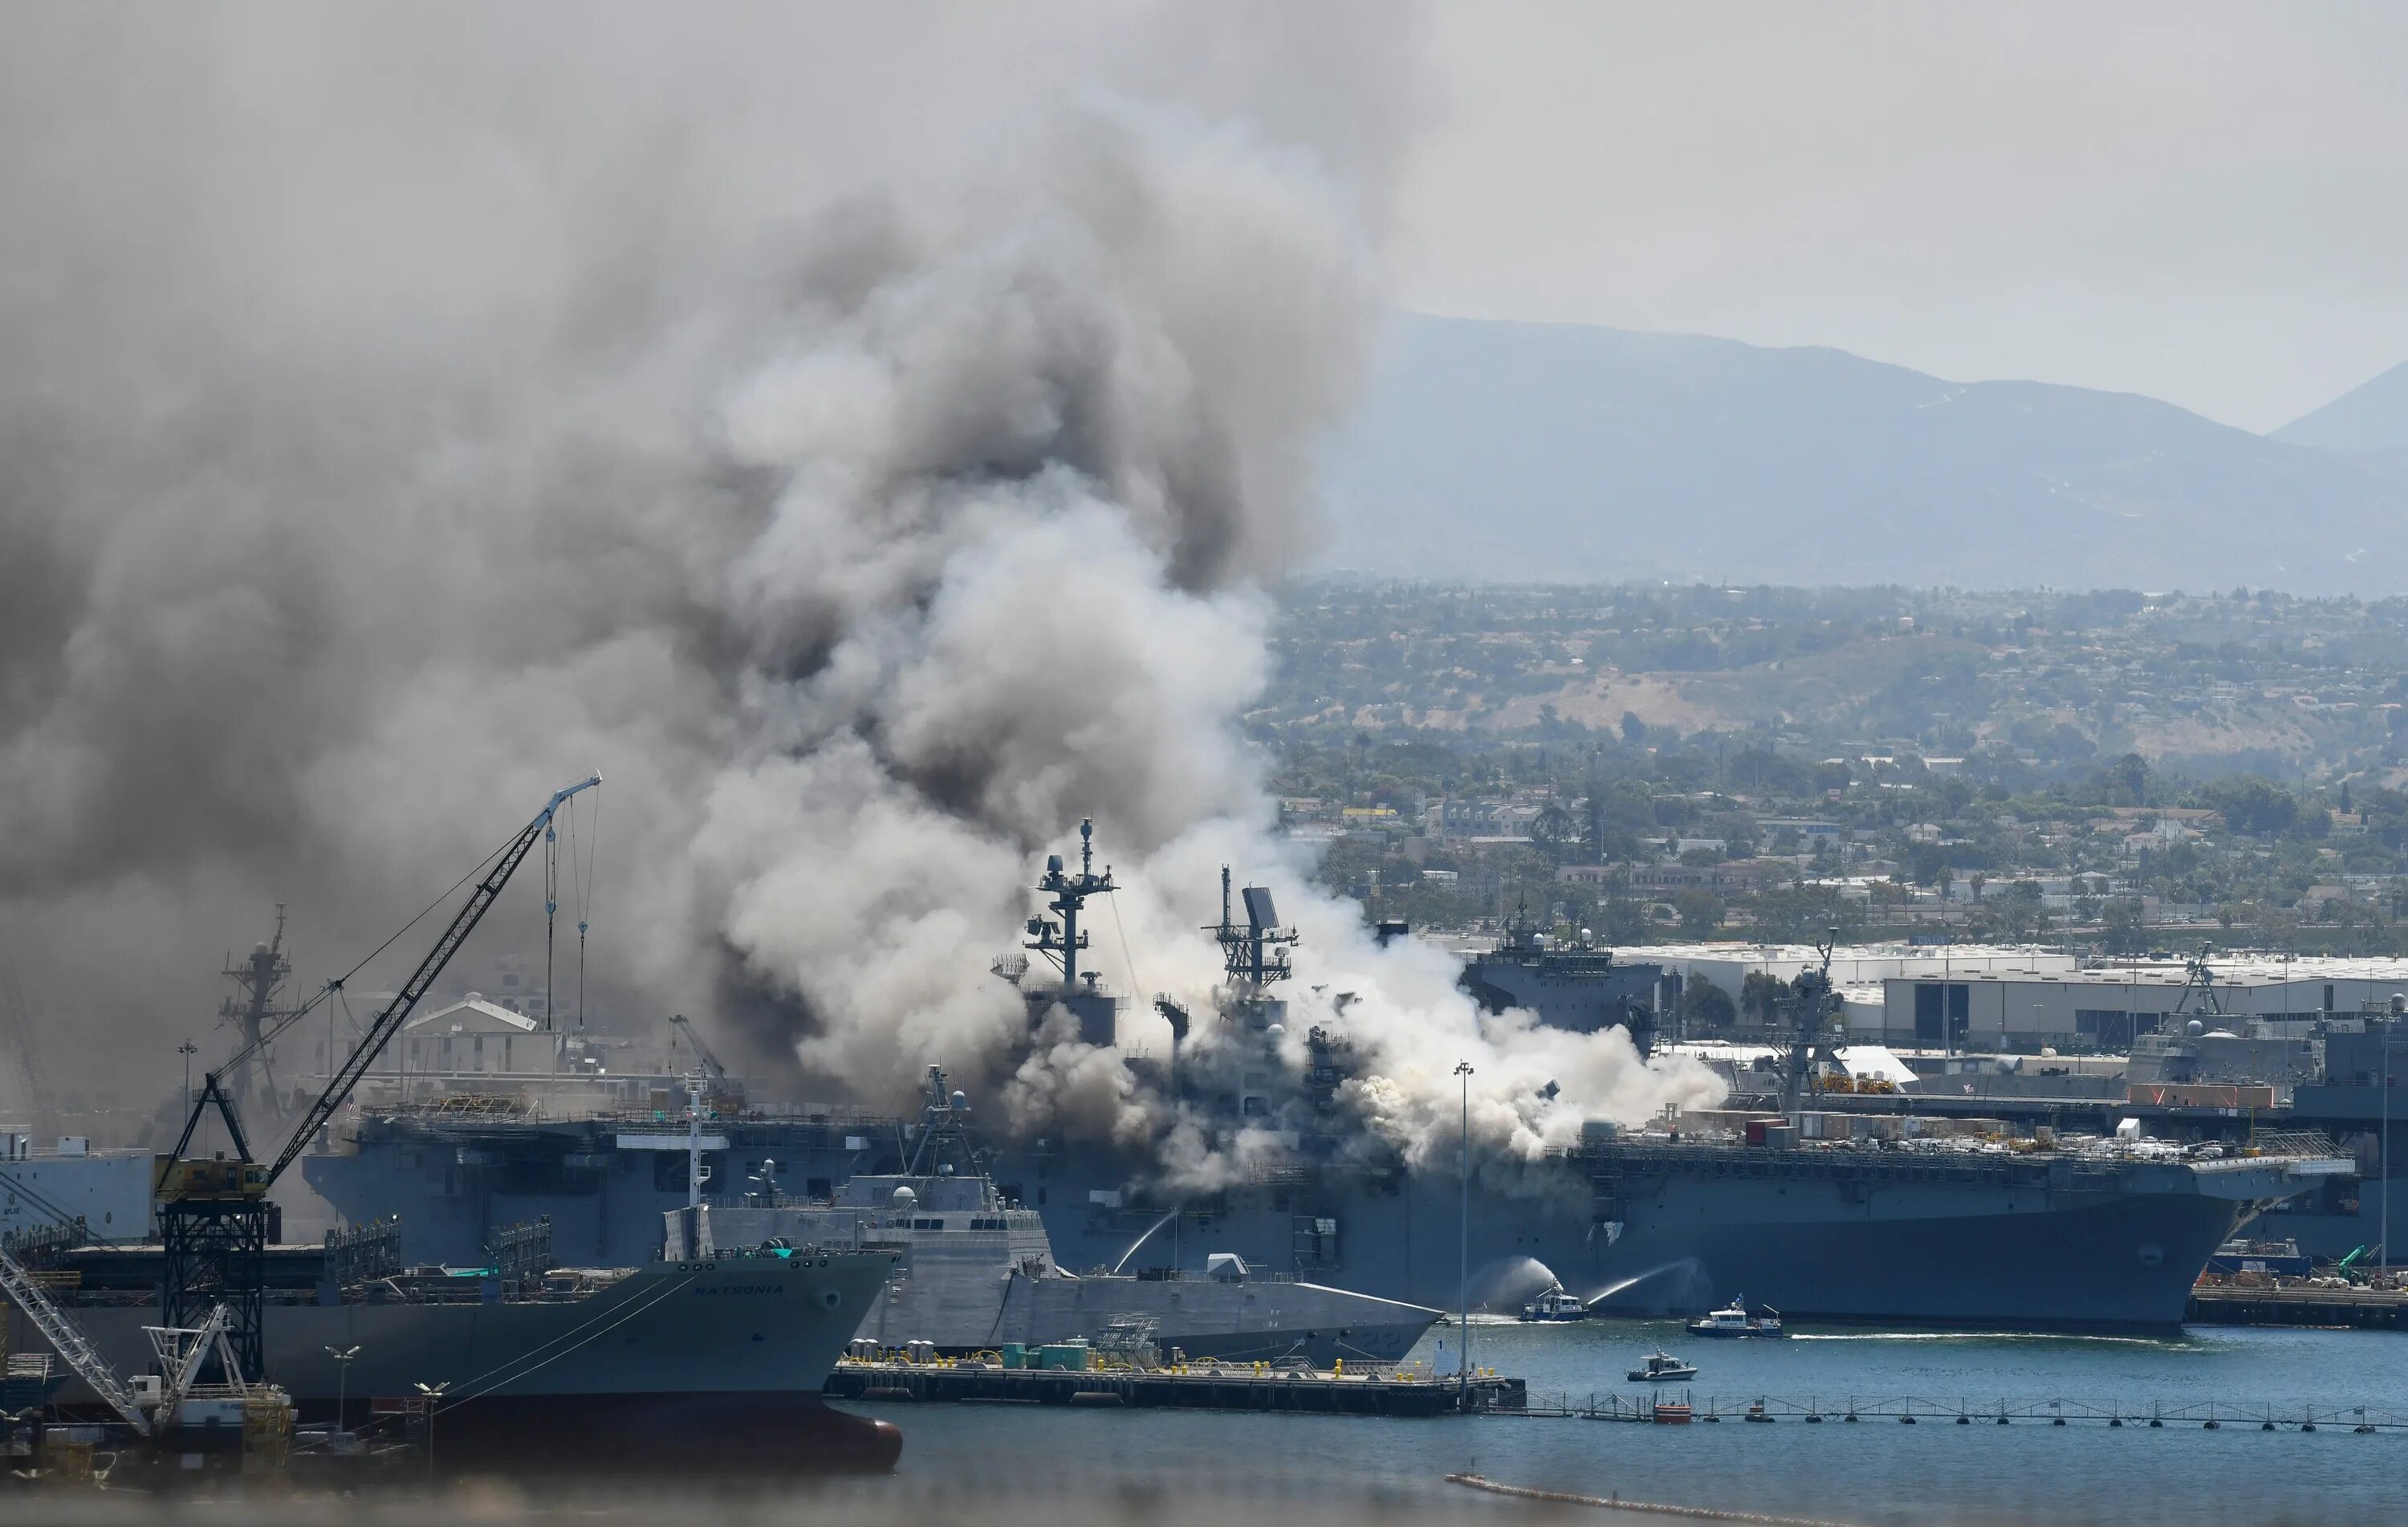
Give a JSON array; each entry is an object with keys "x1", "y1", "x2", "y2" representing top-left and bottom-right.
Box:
[
  {"x1": 0, "y1": 2, "x2": 1419, "y2": 1108},
  {"x1": 0, "y1": 3, "x2": 1720, "y2": 1158}
]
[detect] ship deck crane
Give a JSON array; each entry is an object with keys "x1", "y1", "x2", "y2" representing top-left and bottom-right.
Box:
[{"x1": 153, "y1": 773, "x2": 600, "y2": 1382}]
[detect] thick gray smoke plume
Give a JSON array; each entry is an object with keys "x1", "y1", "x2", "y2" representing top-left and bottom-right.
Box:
[{"x1": 0, "y1": 3, "x2": 1717, "y2": 1154}]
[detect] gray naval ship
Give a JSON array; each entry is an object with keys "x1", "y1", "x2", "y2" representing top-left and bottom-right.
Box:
[
  {"x1": 673, "y1": 1067, "x2": 1438, "y2": 1364},
  {"x1": 1458, "y1": 906, "x2": 1669, "y2": 1053},
  {"x1": 17, "y1": 1215, "x2": 900, "y2": 1472},
  {"x1": 300, "y1": 827, "x2": 2354, "y2": 1334}
]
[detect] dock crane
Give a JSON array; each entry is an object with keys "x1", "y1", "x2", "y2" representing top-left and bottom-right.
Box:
[
  {"x1": 153, "y1": 773, "x2": 600, "y2": 1382},
  {"x1": 665, "y1": 1012, "x2": 729, "y2": 1084}
]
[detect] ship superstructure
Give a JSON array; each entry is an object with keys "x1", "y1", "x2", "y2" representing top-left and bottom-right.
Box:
[
  {"x1": 1459, "y1": 906, "x2": 1669, "y2": 1055},
  {"x1": 678, "y1": 1068, "x2": 1436, "y2": 1364}
]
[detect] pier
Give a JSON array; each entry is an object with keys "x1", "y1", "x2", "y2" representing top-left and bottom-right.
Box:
[
  {"x1": 2186, "y1": 1283, "x2": 2408, "y2": 1330},
  {"x1": 826, "y1": 1358, "x2": 1526, "y2": 1415},
  {"x1": 1498, "y1": 1391, "x2": 2406, "y2": 1431}
]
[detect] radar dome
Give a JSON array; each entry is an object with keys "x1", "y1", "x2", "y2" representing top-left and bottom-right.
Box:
[
  {"x1": 891, "y1": 1184, "x2": 917, "y2": 1207},
  {"x1": 951, "y1": 1090, "x2": 968, "y2": 1111},
  {"x1": 2186, "y1": 1019, "x2": 2206, "y2": 1036},
  {"x1": 1265, "y1": 1023, "x2": 1286, "y2": 1038}
]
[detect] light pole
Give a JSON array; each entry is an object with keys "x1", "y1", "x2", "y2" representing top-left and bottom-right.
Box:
[
  {"x1": 1455, "y1": 1059, "x2": 1474, "y2": 1408},
  {"x1": 2385, "y1": 1034, "x2": 2403, "y2": 1285},
  {"x1": 324, "y1": 1344, "x2": 360, "y2": 1444},
  {"x1": 177, "y1": 1039, "x2": 197, "y2": 1119}
]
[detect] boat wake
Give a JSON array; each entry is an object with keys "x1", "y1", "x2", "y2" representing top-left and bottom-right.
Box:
[{"x1": 1790, "y1": 1330, "x2": 2186, "y2": 1346}]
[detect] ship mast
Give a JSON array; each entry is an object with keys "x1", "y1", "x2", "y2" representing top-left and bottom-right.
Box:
[
  {"x1": 1026, "y1": 819, "x2": 1115, "y2": 996},
  {"x1": 220, "y1": 906, "x2": 299, "y2": 1119},
  {"x1": 1213, "y1": 865, "x2": 1297, "y2": 998}
]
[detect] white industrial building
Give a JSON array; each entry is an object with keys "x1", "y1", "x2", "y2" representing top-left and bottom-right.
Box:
[
  {"x1": 1864, "y1": 955, "x2": 2408, "y2": 1053},
  {"x1": 368, "y1": 995, "x2": 562, "y2": 1081},
  {"x1": 1617, "y1": 942, "x2": 2079, "y2": 1002}
]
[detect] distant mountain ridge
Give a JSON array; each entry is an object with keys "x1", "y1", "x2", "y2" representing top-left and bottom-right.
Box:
[
  {"x1": 2275, "y1": 359, "x2": 2408, "y2": 450},
  {"x1": 1316, "y1": 315, "x2": 2408, "y2": 593}
]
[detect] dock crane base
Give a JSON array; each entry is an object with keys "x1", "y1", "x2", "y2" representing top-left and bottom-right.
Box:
[{"x1": 160, "y1": 1197, "x2": 270, "y2": 1385}]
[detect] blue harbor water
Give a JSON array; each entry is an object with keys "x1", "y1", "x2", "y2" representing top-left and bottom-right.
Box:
[{"x1": 862, "y1": 1317, "x2": 2406, "y2": 1525}]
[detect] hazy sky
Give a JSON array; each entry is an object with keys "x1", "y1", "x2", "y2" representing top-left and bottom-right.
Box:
[{"x1": 1397, "y1": 2, "x2": 2408, "y2": 433}]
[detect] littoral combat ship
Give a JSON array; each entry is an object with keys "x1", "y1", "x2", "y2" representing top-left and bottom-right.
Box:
[
  {"x1": 678, "y1": 1067, "x2": 1437, "y2": 1365},
  {"x1": 303, "y1": 825, "x2": 2355, "y2": 1334}
]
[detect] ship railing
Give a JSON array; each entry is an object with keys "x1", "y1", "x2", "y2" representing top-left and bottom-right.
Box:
[
  {"x1": 1567, "y1": 1139, "x2": 2142, "y2": 1190},
  {"x1": 2235, "y1": 1130, "x2": 2344, "y2": 1161}
]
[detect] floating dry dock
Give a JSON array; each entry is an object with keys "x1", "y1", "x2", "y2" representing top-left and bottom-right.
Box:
[{"x1": 826, "y1": 1358, "x2": 1525, "y2": 1415}]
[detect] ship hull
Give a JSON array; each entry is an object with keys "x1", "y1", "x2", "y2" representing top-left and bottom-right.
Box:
[
  {"x1": 306, "y1": 1121, "x2": 2291, "y2": 1335},
  {"x1": 1010, "y1": 1147, "x2": 2264, "y2": 1333},
  {"x1": 35, "y1": 1252, "x2": 902, "y2": 1473},
  {"x1": 699, "y1": 1199, "x2": 1438, "y2": 1366}
]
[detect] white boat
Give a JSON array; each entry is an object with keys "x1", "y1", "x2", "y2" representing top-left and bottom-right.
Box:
[
  {"x1": 1519, "y1": 1286, "x2": 1590, "y2": 1322},
  {"x1": 1626, "y1": 1350, "x2": 1698, "y2": 1382},
  {"x1": 1686, "y1": 1294, "x2": 1785, "y2": 1338}
]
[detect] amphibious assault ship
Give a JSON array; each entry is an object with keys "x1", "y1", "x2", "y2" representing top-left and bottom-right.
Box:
[{"x1": 299, "y1": 826, "x2": 2352, "y2": 1333}]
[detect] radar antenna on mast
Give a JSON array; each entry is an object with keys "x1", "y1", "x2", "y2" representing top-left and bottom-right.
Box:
[
  {"x1": 2174, "y1": 943, "x2": 2224, "y2": 1017},
  {"x1": 1025, "y1": 818, "x2": 1116, "y2": 991}
]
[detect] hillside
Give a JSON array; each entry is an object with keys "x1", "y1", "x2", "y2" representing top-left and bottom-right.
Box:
[
  {"x1": 2275, "y1": 359, "x2": 2408, "y2": 450},
  {"x1": 1317, "y1": 316, "x2": 2408, "y2": 594}
]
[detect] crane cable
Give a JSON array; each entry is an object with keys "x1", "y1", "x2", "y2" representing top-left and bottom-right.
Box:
[
  {"x1": 570, "y1": 789, "x2": 601, "y2": 1030},
  {"x1": 543, "y1": 812, "x2": 559, "y2": 1034},
  {"x1": 1107, "y1": 894, "x2": 1148, "y2": 1010}
]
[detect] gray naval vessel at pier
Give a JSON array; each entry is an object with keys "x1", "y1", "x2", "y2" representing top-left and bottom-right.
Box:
[
  {"x1": 673, "y1": 1066, "x2": 1438, "y2": 1365},
  {"x1": 1458, "y1": 908, "x2": 1669, "y2": 1053},
  {"x1": 299, "y1": 825, "x2": 2355, "y2": 1334},
  {"x1": 16, "y1": 1216, "x2": 898, "y2": 1472}
]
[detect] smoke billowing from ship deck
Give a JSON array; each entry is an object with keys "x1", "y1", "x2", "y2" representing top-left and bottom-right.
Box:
[{"x1": 0, "y1": 4, "x2": 1718, "y2": 1162}]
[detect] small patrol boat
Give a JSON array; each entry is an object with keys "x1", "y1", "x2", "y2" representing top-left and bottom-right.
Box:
[
  {"x1": 1686, "y1": 1295, "x2": 1785, "y2": 1338},
  {"x1": 1519, "y1": 1286, "x2": 1590, "y2": 1322},
  {"x1": 1626, "y1": 1350, "x2": 1698, "y2": 1382}
]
